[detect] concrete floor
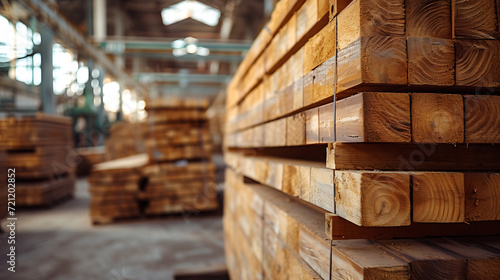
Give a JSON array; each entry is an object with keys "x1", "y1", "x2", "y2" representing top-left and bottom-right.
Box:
[{"x1": 0, "y1": 179, "x2": 226, "y2": 280}]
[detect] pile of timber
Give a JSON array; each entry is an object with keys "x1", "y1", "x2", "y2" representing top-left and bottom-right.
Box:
[
  {"x1": 0, "y1": 114, "x2": 76, "y2": 206},
  {"x1": 88, "y1": 99, "x2": 219, "y2": 224},
  {"x1": 105, "y1": 121, "x2": 146, "y2": 160},
  {"x1": 89, "y1": 154, "x2": 148, "y2": 224},
  {"x1": 144, "y1": 98, "x2": 218, "y2": 215},
  {"x1": 75, "y1": 146, "x2": 106, "y2": 176},
  {"x1": 224, "y1": 0, "x2": 500, "y2": 278}
]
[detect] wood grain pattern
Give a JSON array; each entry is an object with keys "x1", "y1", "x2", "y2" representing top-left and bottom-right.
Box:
[
  {"x1": 336, "y1": 0, "x2": 405, "y2": 50},
  {"x1": 412, "y1": 172, "x2": 465, "y2": 223},
  {"x1": 406, "y1": 0, "x2": 451, "y2": 38},
  {"x1": 455, "y1": 39, "x2": 500, "y2": 87},
  {"x1": 464, "y1": 95, "x2": 500, "y2": 143},
  {"x1": 454, "y1": 0, "x2": 499, "y2": 39},
  {"x1": 318, "y1": 92, "x2": 410, "y2": 143},
  {"x1": 330, "y1": 239, "x2": 410, "y2": 279},
  {"x1": 335, "y1": 171, "x2": 411, "y2": 227},
  {"x1": 377, "y1": 239, "x2": 467, "y2": 280},
  {"x1": 326, "y1": 213, "x2": 500, "y2": 240},
  {"x1": 411, "y1": 93, "x2": 464, "y2": 143},
  {"x1": 306, "y1": 56, "x2": 336, "y2": 106},
  {"x1": 327, "y1": 143, "x2": 500, "y2": 171},
  {"x1": 304, "y1": 19, "x2": 336, "y2": 73},
  {"x1": 305, "y1": 107, "x2": 319, "y2": 144},
  {"x1": 337, "y1": 36, "x2": 407, "y2": 94},
  {"x1": 286, "y1": 112, "x2": 306, "y2": 146},
  {"x1": 465, "y1": 173, "x2": 500, "y2": 221},
  {"x1": 426, "y1": 238, "x2": 500, "y2": 280},
  {"x1": 407, "y1": 37, "x2": 455, "y2": 86}
]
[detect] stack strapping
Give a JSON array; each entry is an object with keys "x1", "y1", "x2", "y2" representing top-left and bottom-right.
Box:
[
  {"x1": 224, "y1": 0, "x2": 500, "y2": 278},
  {"x1": 0, "y1": 114, "x2": 76, "y2": 206}
]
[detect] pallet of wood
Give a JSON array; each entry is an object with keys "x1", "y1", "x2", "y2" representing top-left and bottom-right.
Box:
[
  {"x1": 0, "y1": 114, "x2": 76, "y2": 207},
  {"x1": 224, "y1": 0, "x2": 500, "y2": 278},
  {"x1": 105, "y1": 121, "x2": 146, "y2": 160},
  {"x1": 144, "y1": 98, "x2": 218, "y2": 215},
  {"x1": 89, "y1": 154, "x2": 148, "y2": 224},
  {"x1": 89, "y1": 99, "x2": 218, "y2": 224}
]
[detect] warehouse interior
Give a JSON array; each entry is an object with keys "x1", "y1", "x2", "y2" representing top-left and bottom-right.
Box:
[{"x1": 1, "y1": 0, "x2": 500, "y2": 279}]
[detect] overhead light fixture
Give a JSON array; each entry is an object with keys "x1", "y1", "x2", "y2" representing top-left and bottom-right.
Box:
[
  {"x1": 171, "y1": 37, "x2": 210, "y2": 57},
  {"x1": 161, "y1": 0, "x2": 221, "y2": 27}
]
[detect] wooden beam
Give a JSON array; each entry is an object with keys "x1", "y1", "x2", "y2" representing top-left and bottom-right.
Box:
[
  {"x1": 406, "y1": 0, "x2": 452, "y2": 38},
  {"x1": 411, "y1": 93, "x2": 464, "y2": 143},
  {"x1": 454, "y1": 0, "x2": 499, "y2": 39},
  {"x1": 465, "y1": 173, "x2": 500, "y2": 221},
  {"x1": 407, "y1": 37, "x2": 455, "y2": 86},
  {"x1": 464, "y1": 95, "x2": 500, "y2": 143},
  {"x1": 455, "y1": 39, "x2": 500, "y2": 88},
  {"x1": 334, "y1": 171, "x2": 411, "y2": 227}
]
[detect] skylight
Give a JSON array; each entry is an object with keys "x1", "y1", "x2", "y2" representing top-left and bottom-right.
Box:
[{"x1": 161, "y1": 0, "x2": 221, "y2": 27}]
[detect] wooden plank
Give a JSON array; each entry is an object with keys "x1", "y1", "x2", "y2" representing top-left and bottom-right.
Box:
[
  {"x1": 377, "y1": 239, "x2": 467, "y2": 280},
  {"x1": 411, "y1": 93, "x2": 464, "y2": 143},
  {"x1": 292, "y1": 49, "x2": 305, "y2": 111},
  {"x1": 464, "y1": 95, "x2": 500, "y2": 143},
  {"x1": 264, "y1": 118, "x2": 287, "y2": 147},
  {"x1": 336, "y1": 36, "x2": 407, "y2": 96},
  {"x1": 465, "y1": 173, "x2": 500, "y2": 221},
  {"x1": 336, "y1": 0, "x2": 405, "y2": 51},
  {"x1": 306, "y1": 56, "x2": 336, "y2": 106},
  {"x1": 412, "y1": 172, "x2": 465, "y2": 223},
  {"x1": 406, "y1": 0, "x2": 452, "y2": 38},
  {"x1": 305, "y1": 107, "x2": 319, "y2": 144},
  {"x1": 330, "y1": 239, "x2": 410, "y2": 279},
  {"x1": 454, "y1": 0, "x2": 499, "y2": 39},
  {"x1": 286, "y1": 112, "x2": 306, "y2": 146},
  {"x1": 296, "y1": 0, "x2": 330, "y2": 43},
  {"x1": 303, "y1": 19, "x2": 336, "y2": 73},
  {"x1": 310, "y1": 167, "x2": 335, "y2": 213},
  {"x1": 327, "y1": 142, "x2": 500, "y2": 171},
  {"x1": 334, "y1": 171, "x2": 411, "y2": 227},
  {"x1": 320, "y1": 92, "x2": 411, "y2": 143},
  {"x1": 407, "y1": 37, "x2": 455, "y2": 86},
  {"x1": 425, "y1": 238, "x2": 500, "y2": 279},
  {"x1": 325, "y1": 213, "x2": 500, "y2": 240},
  {"x1": 455, "y1": 39, "x2": 500, "y2": 88}
]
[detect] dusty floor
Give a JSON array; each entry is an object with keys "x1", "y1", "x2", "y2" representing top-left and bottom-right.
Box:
[{"x1": 0, "y1": 178, "x2": 226, "y2": 280}]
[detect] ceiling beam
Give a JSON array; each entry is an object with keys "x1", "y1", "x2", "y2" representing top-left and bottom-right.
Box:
[
  {"x1": 17, "y1": 0, "x2": 141, "y2": 90},
  {"x1": 136, "y1": 73, "x2": 232, "y2": 83}
]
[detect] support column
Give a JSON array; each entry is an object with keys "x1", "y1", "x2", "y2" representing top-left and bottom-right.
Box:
[{"x1": 40, "y1": 23, "x2": 54, "y2": 114}]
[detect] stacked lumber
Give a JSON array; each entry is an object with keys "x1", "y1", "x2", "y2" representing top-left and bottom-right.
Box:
[
  {"x1": 225, "y1": 169, "x2": 500, "y2": 280},
  {"x1": 144, "y1": 98, "x2": 218, "y2": 215},
  {"x1": 105, "y1": 121, "x2": 146, "y2": 160},
  {"x1": 0, "y1": 114, "x2": 76, "y2": 206},
  {"x1": 88, "y1": 154, "x2": 148, "y2": 224},
  {"x1": 88, "y1": 99, "x2": 219, "y2": 224},
  {"x1": 75, "y1": 146, "x2": 106, "y2": 176},
  {"x1": 224, "y1": 0, "x2": 500, "y2": 278}
]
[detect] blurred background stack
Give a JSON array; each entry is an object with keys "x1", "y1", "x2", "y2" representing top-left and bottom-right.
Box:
[
  {"x1": 143, "y1": 98, "x2": 218, "y2": 215},
  {"x1": 0, "y1": 114, "x2": 76, "y2": 206}
]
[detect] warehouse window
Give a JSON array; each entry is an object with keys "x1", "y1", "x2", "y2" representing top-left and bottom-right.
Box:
[{"x1": 161, "y1": 0, "x2": 221, "y2": 26}]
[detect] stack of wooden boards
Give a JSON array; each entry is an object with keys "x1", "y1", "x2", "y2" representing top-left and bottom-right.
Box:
[
  {"x1": 88, "y1": 99, "x2": 219, "y2": 224},
  {"x1": 224, "y1": 0, "x2": 500, "y2": 278},
  {"x1": 144, "y1": 99, "x2": 218, "y2": 216},
  {"x1": 105, "y1": 121, "x2": 146, "y2": 160},
  {"x1": 0, "y1": 114, "x2": 76, "y2": 206}
]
